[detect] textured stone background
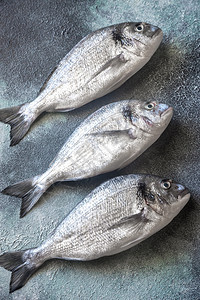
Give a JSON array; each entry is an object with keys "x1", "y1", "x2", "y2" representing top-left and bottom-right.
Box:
[{"x1": 0, "y1": 0, "x2": 199, "y2": 299}]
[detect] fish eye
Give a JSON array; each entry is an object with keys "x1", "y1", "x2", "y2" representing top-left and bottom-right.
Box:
[
  {"x1": 135, "y1": 24, "x2": 144, "y2": 32},
  {"x1": 145, "y1": 102, "x2": 155, "y2": 110},
  {"x1": 161, "y1": 181, "x2": 171, "y2": 190}
]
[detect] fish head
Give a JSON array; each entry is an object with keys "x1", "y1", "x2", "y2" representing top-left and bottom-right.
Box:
[
  {"x1": 118, "y1": 22, "x2": 163, "y2": 57},
  {"x1": 141, "y1": 176, "x2": 190, "y2": 220},
  {"x1": 131, "y1": 100, "x2": 173, "y2": 135}
]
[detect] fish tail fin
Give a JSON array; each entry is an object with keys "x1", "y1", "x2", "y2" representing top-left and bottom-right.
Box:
[
  {"x1": 2, "y1": 176, "x2": 48, "y2": 217},
  {"x1": 0, "y1": 250, "x2": 39, "y2": 293},
  {"x1": 0, "y1": 103, "x2": 35, "y2": 146}
]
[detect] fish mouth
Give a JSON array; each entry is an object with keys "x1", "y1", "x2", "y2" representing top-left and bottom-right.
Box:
[
  {"x1": 177, "y1": 190, "x2": 190, "y2": 206},
  {"x1": 153, "y1": 28, "x2": 163, "y2": 38},
  {"x1": 179, "y1": 188, "x2": 190, "y2": 198},
  {"x1": 160, "y1": 107, "x2": 173, "y2": 117},
  {"x1": 151, "y1": 28, "x2": 163, "y2": 50}
]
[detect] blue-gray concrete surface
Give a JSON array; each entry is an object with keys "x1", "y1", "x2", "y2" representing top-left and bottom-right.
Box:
[{"x1": 0, "y1": 0, "x2": 199, "y2": 299}]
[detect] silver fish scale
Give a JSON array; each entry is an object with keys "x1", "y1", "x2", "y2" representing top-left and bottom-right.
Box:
[
  {"x1": 29, "y1": 22, "x2": 161, "y2": 113},
  {"x1": 52, "y1": 102, "x2": 127, "y2": 163},
  {"x1": 35, "y1": 175, "x2": 144, "y2": 261},
  {"x1": 0, "y1": 23, "x2": 163, "y2": 149},
  {"x1": 36, "y1": 98, "x2": 173, "y2": 189},
  {"x1": 0, "y1": 172, "x2": 190, "y2": 294},
  {"x1": 34, "y1": 27, "x2": 122, "y2": 110},
  {"x1": 43, "y1": 101, "x2": 141, "y2": 182}
]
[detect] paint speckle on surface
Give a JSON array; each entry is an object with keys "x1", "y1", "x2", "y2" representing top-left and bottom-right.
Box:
[{"x1": 0, "y1": 0, "x2": 199, "y2": 299}]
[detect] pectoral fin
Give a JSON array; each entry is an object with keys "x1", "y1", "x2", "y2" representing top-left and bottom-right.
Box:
[
  {"x1": 93, "y1": 52, "x2": 128, "y2": 79},
  {"x1": 109, "y1": 209, "x2": 149, "y2": 232},
  {"x1": 90, "y1": 129, "x2": 136, "y2": 139}
]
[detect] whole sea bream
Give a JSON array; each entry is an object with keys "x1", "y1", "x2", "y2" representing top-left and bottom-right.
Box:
[
  {"x1": 2, "y1": 99, "x2": 173, "y2": 217},
  {"x1": 0, "y1": 22, "x2": 163, "y2": 146},
  {"x1": 0, "y1": 174, "x2": 190, "y2": 293}
]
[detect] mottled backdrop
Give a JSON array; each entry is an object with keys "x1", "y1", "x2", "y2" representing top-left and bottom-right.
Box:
[{"x1": 0, "y1": 0, "x2": 199, "y2": 299}]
